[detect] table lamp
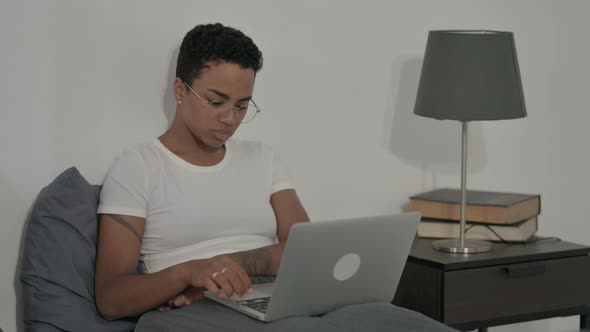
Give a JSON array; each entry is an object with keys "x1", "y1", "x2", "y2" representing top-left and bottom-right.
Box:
[{"x1": 413, "y1": 30, "x2": 527, "y2": 254}]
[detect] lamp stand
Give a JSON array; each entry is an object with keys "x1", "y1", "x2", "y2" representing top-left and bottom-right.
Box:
[{"x1": 432, "y1": 122, "x2": 493, "y2": 254}]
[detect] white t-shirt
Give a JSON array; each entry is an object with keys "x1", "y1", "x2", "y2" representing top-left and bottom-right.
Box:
[{"x1": 98, "y1": 138, "x2": 294, "y2": 273}]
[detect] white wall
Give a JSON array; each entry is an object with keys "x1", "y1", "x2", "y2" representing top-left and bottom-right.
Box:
[{"x1": 1, "y1": 1, "x2": 589, "y2": 331}]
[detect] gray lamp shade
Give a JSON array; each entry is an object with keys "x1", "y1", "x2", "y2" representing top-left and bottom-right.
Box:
[{"x1": 414, "y1": 30, "x2": 527, "y2": 121}]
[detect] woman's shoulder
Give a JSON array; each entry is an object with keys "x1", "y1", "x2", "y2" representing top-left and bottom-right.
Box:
[{"x1": 112, "y1": 139, "x2": 164, "y2": 169}]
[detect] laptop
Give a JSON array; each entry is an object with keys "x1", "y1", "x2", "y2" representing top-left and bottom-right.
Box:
[{"x1": 204, "y1": 212, "x2": 421, "y2": 322}]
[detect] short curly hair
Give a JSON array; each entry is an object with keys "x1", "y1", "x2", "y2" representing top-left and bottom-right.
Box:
[{"x1": 176, "y1": 23, "x2": 263, "y2": 87}]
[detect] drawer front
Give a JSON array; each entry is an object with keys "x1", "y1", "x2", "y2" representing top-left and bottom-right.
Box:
[
  {"x1": 444, "y1": 255, "x2": 590, "y2": 325},
  {"x1": 393, "y1": 261, "x2": 444, "y2": 320}
]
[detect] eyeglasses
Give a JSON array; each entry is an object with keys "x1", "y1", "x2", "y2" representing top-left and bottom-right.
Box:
[{"x1": 183, "y1": 82, "x2": 261, "y2": 123}]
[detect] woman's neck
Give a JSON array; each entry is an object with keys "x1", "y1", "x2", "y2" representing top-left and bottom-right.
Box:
[{"x1": 158, "y1": 129, "x2": 225, "y2": 167}]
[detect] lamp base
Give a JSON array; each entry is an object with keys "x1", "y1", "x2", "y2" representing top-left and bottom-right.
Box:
[{"x1": 432, "y1": 239, "x2": 493, "y2": 254}]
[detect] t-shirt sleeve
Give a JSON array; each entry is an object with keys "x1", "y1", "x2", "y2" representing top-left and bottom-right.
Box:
[
  {"x1": 271, "y1": 150, "x2": 295, "y2": 194},
  {"x1": 98, "y1": 149, "x2": 150, "y2": 218}
]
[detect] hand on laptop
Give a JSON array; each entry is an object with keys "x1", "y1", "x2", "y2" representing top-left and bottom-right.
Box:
[{"x1": 183, "y1": 256, "x2": 253, "y2": 300}]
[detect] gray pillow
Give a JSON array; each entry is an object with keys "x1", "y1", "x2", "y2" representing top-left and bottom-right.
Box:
[{"x1": 20, "y1": 167, "x2": 136, "y2": 331}]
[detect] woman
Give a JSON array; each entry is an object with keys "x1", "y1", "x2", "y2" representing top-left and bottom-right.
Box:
[{"x1": 95, "y1": 23, "x2": 310, "y2": 320}]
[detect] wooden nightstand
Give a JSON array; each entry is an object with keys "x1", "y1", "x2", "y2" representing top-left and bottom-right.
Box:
[{"x1": 393, "y1": 237, "x2": 590, "y2": 331}]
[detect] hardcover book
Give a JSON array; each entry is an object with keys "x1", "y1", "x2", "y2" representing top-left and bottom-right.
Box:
[
  {"x1": 409, "y1": 188, "x2": 541, "y2": 225},
  {"x1": 417, "y1": 216, "x2": 538, "y2": 242}
]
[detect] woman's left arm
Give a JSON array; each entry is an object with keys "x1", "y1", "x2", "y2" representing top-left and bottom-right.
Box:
[
  {"x1": 225, "y1": 189, "x2": 309, "y2": 275},
  {"x1": 270, "y1": 188, "x2": 310, "y2": 243}
]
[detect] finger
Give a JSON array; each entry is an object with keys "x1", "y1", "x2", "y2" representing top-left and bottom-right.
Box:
[
  {"x1": 213, "y1": 256, "x2": 250, "y2": 290},
  {"x1": 223, "y1": 259, "x2": 253, "y2": 291},
  {"x1": 220, "y1": 268, "x2": 248, "y2": 297},
  {"x1": 212, "y1": 272, "x2": 235, "y2": 298},
  {"x1": 185, "y1": 287, "x2": 205, "y2": 304},
  {"x1": 204, "y1": 277, "x2": 223, "y2": 297},
  {"x1": 173, "y1": 295, "x2": 186, "y2": 307},
  {"x1": 168, "y1": 296, "x2": 180, "y2": 306}
]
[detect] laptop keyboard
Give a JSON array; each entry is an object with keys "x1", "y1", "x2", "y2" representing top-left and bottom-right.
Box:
[
  {"x1": 237, "y1": 297, "x2": 270, "y2": 313},
  {"x1": 251, "y1": 276, "x2": 275, "y2": 285}
]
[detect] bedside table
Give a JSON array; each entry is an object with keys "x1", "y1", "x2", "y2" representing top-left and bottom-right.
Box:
[{"x1": 393, "y1": 237, "x2": 590, "y2": 332}]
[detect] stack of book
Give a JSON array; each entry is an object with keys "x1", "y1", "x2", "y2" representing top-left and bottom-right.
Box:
[{"x1": 409, "y1": 188, "x2": 541, "y2": 242}]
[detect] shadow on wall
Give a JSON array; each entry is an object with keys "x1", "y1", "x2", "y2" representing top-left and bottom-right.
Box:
[
  {"x1": 162, "y1": 46, "x2": 180, "y2": 127},
  {"x1": 382, "y1": 56, "x2": 487, "y2": 198}
]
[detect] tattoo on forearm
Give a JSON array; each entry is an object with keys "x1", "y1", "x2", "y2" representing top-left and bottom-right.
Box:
[
  {"x1": 230, "y1": 247, "x2": 274, "y2": 276},
  {"x1": 106, "y1": 214, "x2": 142, "y2": 242}
]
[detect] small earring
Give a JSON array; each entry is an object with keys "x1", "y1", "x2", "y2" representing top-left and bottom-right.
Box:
[{"x1": 178, "y1": 100, "x2": 182, "y2": 105}]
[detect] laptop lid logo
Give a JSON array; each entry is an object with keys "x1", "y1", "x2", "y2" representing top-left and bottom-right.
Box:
[{"x1": 333, "y1": 253, "x2": 361, "y2": 281}]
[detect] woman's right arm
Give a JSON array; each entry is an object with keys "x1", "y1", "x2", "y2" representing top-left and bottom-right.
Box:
[
  {"x1": 95, "y1": 213, "x2": 189, "y2": 320},
  {"x1": 95, "y1": 213, "x2": 252, "y2": 320}
]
